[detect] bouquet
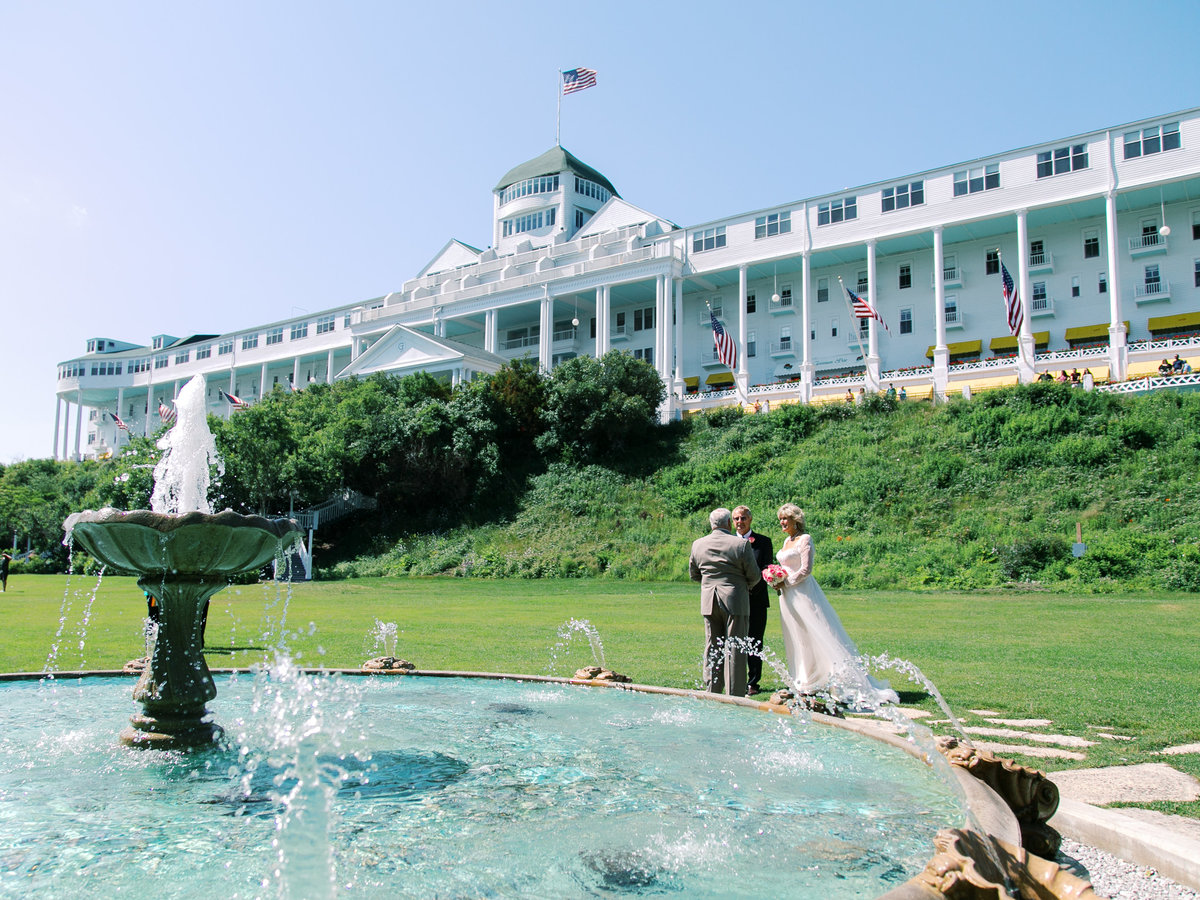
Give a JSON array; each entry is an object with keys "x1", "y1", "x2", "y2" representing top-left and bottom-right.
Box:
[{"x1": 763, "y1": 564, "x2": 788, "y2": 589}]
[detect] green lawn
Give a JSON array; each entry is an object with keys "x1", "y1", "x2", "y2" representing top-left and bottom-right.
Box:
[{"x1": 4, "y1": 575, "x2": 1198, "y2": 815}]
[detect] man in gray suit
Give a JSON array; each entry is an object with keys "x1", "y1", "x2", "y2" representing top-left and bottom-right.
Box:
[{"x1": 689, "y1": 507, "x2": 762, "y2": 696}]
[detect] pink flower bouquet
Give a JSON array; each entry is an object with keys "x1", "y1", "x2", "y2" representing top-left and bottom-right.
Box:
[{"x1": 763, "y1": 564, "x2": 788, "y2": 589}]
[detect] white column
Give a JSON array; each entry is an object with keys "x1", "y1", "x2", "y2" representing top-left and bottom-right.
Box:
[
  {"x1": 326, "y1": 349, "x2": 335, "y2": 384},
  {"x1": 116, "y1": 388, "x2": 125, "y2": 449},
  {"x1": 737, "y1": 265, "x2": 748, "y2": 384},
  {"x1": 293, "y1": 357, "x2": 301, "y2": 389},
  {"x1": 485, "y1": 309, "x2": 497, "y2": 354},
  {"x1": 596, "y1": 285, "x2": 610, "y2": 357},
  {"x1": 932, "y1": 226, "x2": 948, "y2": 401},
  {"x1": 53, "y1": 397, "x2": 63, "y2": 460},
  {"x1": 1015, "y1": 209, "x2": 1036, "y2": 384},
  {"x1": 60, "y1": 398, "x2": 70, "y2": 460},
  {"x1": 672, "y1": 278, "x2": 684, "y2": 395},
  {"x1": 1105, "y1": 190, "x2": 1128, "y2": 381},
  {"x1": 539, "y1": 294, "x2": 552, "y2": 371},
  {"x1": 260, "y1": 363, "x2": 268, "y2": 398},
  {"x1": 800, "y1": 252, "x2": 813, "y2": 402},
  {"x1": 865, "y1": 241, "x2": 881, "y2": 392},
  {"x1": 659, "y1": 276, "x2": 671, "y2": 381},
  {"x1": 73, "y1": 391, "x2": 83, "y2": 461}
]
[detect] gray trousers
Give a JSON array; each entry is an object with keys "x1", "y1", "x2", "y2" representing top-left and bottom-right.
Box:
[{"x1": 703, "y1": 607, "x2": 749, "y2": 697}]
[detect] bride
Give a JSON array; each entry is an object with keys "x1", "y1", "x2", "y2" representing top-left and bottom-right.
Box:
[{"x1": 774, "y1": 503, "x2": 898, "y2": 709}]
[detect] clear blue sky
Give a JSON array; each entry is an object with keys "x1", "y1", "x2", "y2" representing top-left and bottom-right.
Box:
[{"x1": 3, "y1": 0, "x2": 1199, "y2": 463}]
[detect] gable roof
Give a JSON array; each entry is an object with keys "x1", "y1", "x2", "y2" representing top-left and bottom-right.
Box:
[
  {"x1": 418, "y1": 239, "x2": 485, "y2": 278},
  {"x1": 575, "y1": 197, "x2": 678, "y2": 239},
  {"x1": 494, "y1": 145, "x2": 619, "y2": 198},
  {"x1": 337, "y1": 324, "x2": 507, "y2": 380}
]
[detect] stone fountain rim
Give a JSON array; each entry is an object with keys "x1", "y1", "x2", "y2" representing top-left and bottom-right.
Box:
[{"x1": 65, "y1": 507, "x2": 302, "y2": 539}]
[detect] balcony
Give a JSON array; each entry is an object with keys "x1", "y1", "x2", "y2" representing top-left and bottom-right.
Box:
[
  {"x1": 847, "y1": 327, "x2": 870, "y2": 347},
  {"x1": 770, "y1": 340, "x2": 796, "y2": 357},
  {"x1": 932, "y1": 266, "x2": 963, "y2": 288},
  {"x1": 501, "y1": 335, "x2": 538, "y2": 351},
  {"x1": 611, "y1": 321, "x2": 633, "y2": 342},
  {"x1": 769, "y1": 296, "x2": 795, "y2": 315},
  {"x1": 1027, "y1": 251, "x2": 1054, "y2": 274},
  {"x1": 700, "y1": 351, "x2": 729, "y2": 368},
  {"x1": 1129, "y1": 233, "x2": 1169, "y2": 259},
  {"x1": 698, "y1": 309, "x2": 725, "y2": 326},
  {"x1": 1134, "y1": 279, "x2": 1172, "y2": 305},
  {"x1": 944, "y1": 309, "x2": 967, "y2": 330},
  {"x1": 1030, "y1": 295, "x2": 1056, "y2": 317}
]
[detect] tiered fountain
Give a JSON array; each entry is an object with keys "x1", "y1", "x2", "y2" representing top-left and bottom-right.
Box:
[{"x1": 64, "y1": 375, "x2": 301, "y2": 746}]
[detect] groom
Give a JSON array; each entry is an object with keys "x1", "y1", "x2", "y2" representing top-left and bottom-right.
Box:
[
  {"x1": 689, "y1": 508, "x2": 762, "y2": 697},
  {"x1": 733, "y1": 505, "x2": 774, "y2": 694}
]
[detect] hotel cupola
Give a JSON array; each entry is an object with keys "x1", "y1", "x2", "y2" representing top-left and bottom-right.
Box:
[{"x1": 492, "y1": 146, "x2": 619, "y2": 255}]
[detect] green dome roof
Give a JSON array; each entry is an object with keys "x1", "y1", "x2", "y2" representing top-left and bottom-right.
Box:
[{"x1": 494, "y1": 146, "x2": 619, "y2": 198}]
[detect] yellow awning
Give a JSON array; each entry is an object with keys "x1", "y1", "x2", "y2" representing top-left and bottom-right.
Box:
[
  {"x1": 926, "y1": 339, "x2": 983, "y2": 359},
  {"x1": 1148, "y1": 312, "x2": 1200, "y2": 333},
  {"x1": 705, "y1": 372, "x2": 734, "y2": 385},
  {"x1": 1065, "y1": 321, "x2": 1128, "y2": 342},
  {"x1": 989, "y1": 331, "x2": 1049, "y2": 352},
  {"x1": 683, "y1": 376, "x2": 700, "y2": 387}
]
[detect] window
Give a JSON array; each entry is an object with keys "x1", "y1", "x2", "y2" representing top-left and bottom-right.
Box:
[
  {"x1": 266, "y1": 328, "x2": 283, "y2": 346},
  {"x1": 154, "y1": 354, "x2": 169, "y2": 370},
  {"x1": 242, "y1": 334, "x2": 258, "y2": 350},
  {"x1": 1099, "y1": 272, "x2": 1107, "y2": 294},
  {"x1": 1032, "y1": 282, "x2": 1048, "y2": 311},
  {"x1": 817, "y1": 196, "x2": 856, "y2": 225},
  {"x1": 985, "y1": 250, "x2": 999, "y2": 276},
  {"x1": 898, "y1": 264, "x2": 912, "y2": 290},
  {"x1": 779, "y1": 326, "x2": 792, "y2": 348},
  {"x1": 574, "y1": 177, "x2": 610, "y2": 204},
  {"x1": 1071, "y1": 275, "x2": 1081, "y2": 298},
  {"x1": 754, "y1": 212, "x2": 791, "y2": 238},
  {"x1": 90, "y1": 361, "x2": 122, "y2": 376},
  {"x1": 692, "y1": 226, "x2": 726, "y2": 252},
  {"x1": 290, "y1": 322, "x2": 308, "y2": 340},
  {"x1": 575, "y1": 209, "x2": 587, "y2": 229},
  {"x1": 778, "y1": 284, "x2": 793, "y2": 308},
  {"x1": 882, "y1": 180, "x2": 924, "y2": 212},
  {"x1": 944, "y1": 297, "x2": 959, "y2": 324},
  {"x1": 1194, "y1": 259, "x2": 1200, "y2": 288},
  {"x1": 1145, "y1": 263, "x2": 1161, "y2": 288},
  {"x1": 1193, "y1": 210, "x2": 1200, "y2": 241},
  {"x1": 943, "y1": 254, "x2": 958, "y2": 281},
  {"x1": 1037, "y1": 144, "x2": 1088, "y2": 177},
  {"x1": 130, "y1": 358, "x2": 151, "y2": 373},
  {"x1": 746, "y1": 291, "x2": 756, "y2": 314},
  {"x1": 747, "y1": 331, "x2": 757, "y2": 358},
  {"x1": 316, "y1": 315, "x2": 336, "y2": 334},
  {"x1": 196, "y1": 344, "x2": 211, "y2": 360},
  {"x1": 817, "y1": 277, "x2": 829, "y2": 303},
  {"x1": 218, "y1": 339, "x2": 233, "y2": 355},
  {"x1": 1083, "y1": 229, "x2": 1100, "y2": 259},
  {"x1": 953, "y1": 164, "x2": 999, "y2": 196},
  {"x1": 829, "y1": 319, "x2": 838, "y2": 338},
  {"x1": 857, "y1": 271, "x2": 869, "y2": 294},
  {"x1": 633, "y1": 307, "x2": 654, "y2": 331},
  {"x1": 632, "y1": 347, "x2": 654, "y2": 364},
  {"x1": 175, "y1": 349, "x2": 190, "y2": 364},
  {"x1": 344, "y1": 314, "x2": 352, "y2": 328},
  {"x1": 900, "y1": 307, "x2": 913, "y2": 335},
  {"x1": 1124, "y1": 122, "x2": 1180, "y2": 159},
  {"x1": 1029, "y1": 240, "x2": 1047, "y2": 267},
  {"x1": 499, "y1": 174, "x2": 559, "y2": 205},
  {"x1": 502, "y1": 208, "x2": 555, "y2": 237}
]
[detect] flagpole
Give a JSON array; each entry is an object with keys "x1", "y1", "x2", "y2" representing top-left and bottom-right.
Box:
[
  {"x1": 998, "y1": 249, "x2": 1032, "y2": 374},
  {"x1": 706, "y1": 301, "x2": 751, "y2": 407},
  {"x1": 837, "y1": 278, "x2": 871, "y2": 389},
  {"x1": 555, "y1": 70, "x2": 562, "y2": 146}
]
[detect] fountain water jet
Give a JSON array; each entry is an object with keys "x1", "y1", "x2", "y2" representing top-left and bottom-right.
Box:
[{"x1": 63, "y1": 375, "x2": 302, "y2": 747}]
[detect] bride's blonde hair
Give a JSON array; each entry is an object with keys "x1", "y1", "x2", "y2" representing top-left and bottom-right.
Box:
[{"x1": 777, "y1": 503, "x2": 806, "y2": 534}]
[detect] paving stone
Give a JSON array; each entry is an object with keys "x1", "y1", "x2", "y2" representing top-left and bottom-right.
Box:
[
  {"x1": 896, "y1": 708, "x2": 932, "y2": 719},
  {"x1": 969, "y1": 709, "x2": 1001, "y2": 716},
  {"x1": 1094, "y1": 732, "x2": 1137, "y2": 742},
  {"x1": 984, "y1": 717, "x2": 1052, "y2": 728},
  {"x1": 1051, "y1": 763, "x2": 1200, "y2": 805},
  {"x1": 964, "y1": 725, "x2": 1097, "y2": 747},
  {"x1": 1161, "y1": 742, "x2": 1200, "y2": 756},
  {"x1": 974, "y1": 741, "x2": 1086, "y2": 761}
]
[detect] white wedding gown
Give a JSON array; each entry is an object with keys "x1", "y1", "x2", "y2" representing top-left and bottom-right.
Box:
[{"x1": 777, "y1": 535, "x2": 898, "y2": 709}]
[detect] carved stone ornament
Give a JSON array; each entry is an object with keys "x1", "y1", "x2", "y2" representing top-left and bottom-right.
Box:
[
  {"x1": 936, "y1": 736, "x2": 1062, "y2": 858},
  {"x1": 573, "y1": 666, "x2": 631, "y2": 683},
  {"x1": 914, "y1": 828, "x2": 1099, "y2": 900}
]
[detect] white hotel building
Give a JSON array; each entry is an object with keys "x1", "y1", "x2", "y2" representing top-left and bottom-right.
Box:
[{"x1": 56, "y1": 107, "x2": 1200, "y2": 460}]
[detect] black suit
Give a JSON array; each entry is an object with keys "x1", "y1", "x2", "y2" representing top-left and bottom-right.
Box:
[{"x1": 740, "y1": 530, "x2": 774, "y2": 691}]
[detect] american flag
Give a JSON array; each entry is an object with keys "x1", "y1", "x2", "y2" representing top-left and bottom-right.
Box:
[
  {"x1": 1001, "y1": 260, "x2": 1023, "y2": 336},
  {"x1": 158, "y1": 402, "x2": 177, "y2": 425},
  {"x1": 710, "y1": 310, "x2": 737, "y2": 370},
  {"x1": 111, "y1": 411, "x2": 130, "y2": 432},
  {"x1": 562, "y1": 67, "x2": 597, "y2": 95},
  {"x1": 220, "y1": 389, "x2": 249, "y2": 410},
  {"x1": 848, "y1": 287, "x2": 890, "y2": 335}
]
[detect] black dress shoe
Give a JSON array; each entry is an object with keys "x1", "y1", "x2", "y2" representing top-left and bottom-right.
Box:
[{"x1": 747, "y1": 684, "x2": 761, "y2": 694}]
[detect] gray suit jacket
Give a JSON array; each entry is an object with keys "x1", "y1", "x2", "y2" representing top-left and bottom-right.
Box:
[{"x1": 689, "y1": 528, "x2": 762, "y2": 617}]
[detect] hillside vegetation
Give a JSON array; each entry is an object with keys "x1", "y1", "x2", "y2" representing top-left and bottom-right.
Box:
[{"x1": 328, "y1": 383, "x2": 1200, "y2": 592}]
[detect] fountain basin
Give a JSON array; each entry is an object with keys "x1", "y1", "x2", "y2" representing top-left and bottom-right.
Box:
[{"x1": 0, "y1": 671, "x2": 996, "y2": 898}]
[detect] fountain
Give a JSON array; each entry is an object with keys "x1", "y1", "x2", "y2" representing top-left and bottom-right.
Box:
[
  {"x1": 13, "y1": 374, "x2": 1095, "y2": 896},
  {"x1": 62, "y1": 375, "x2": 301, "y2": 747}
]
